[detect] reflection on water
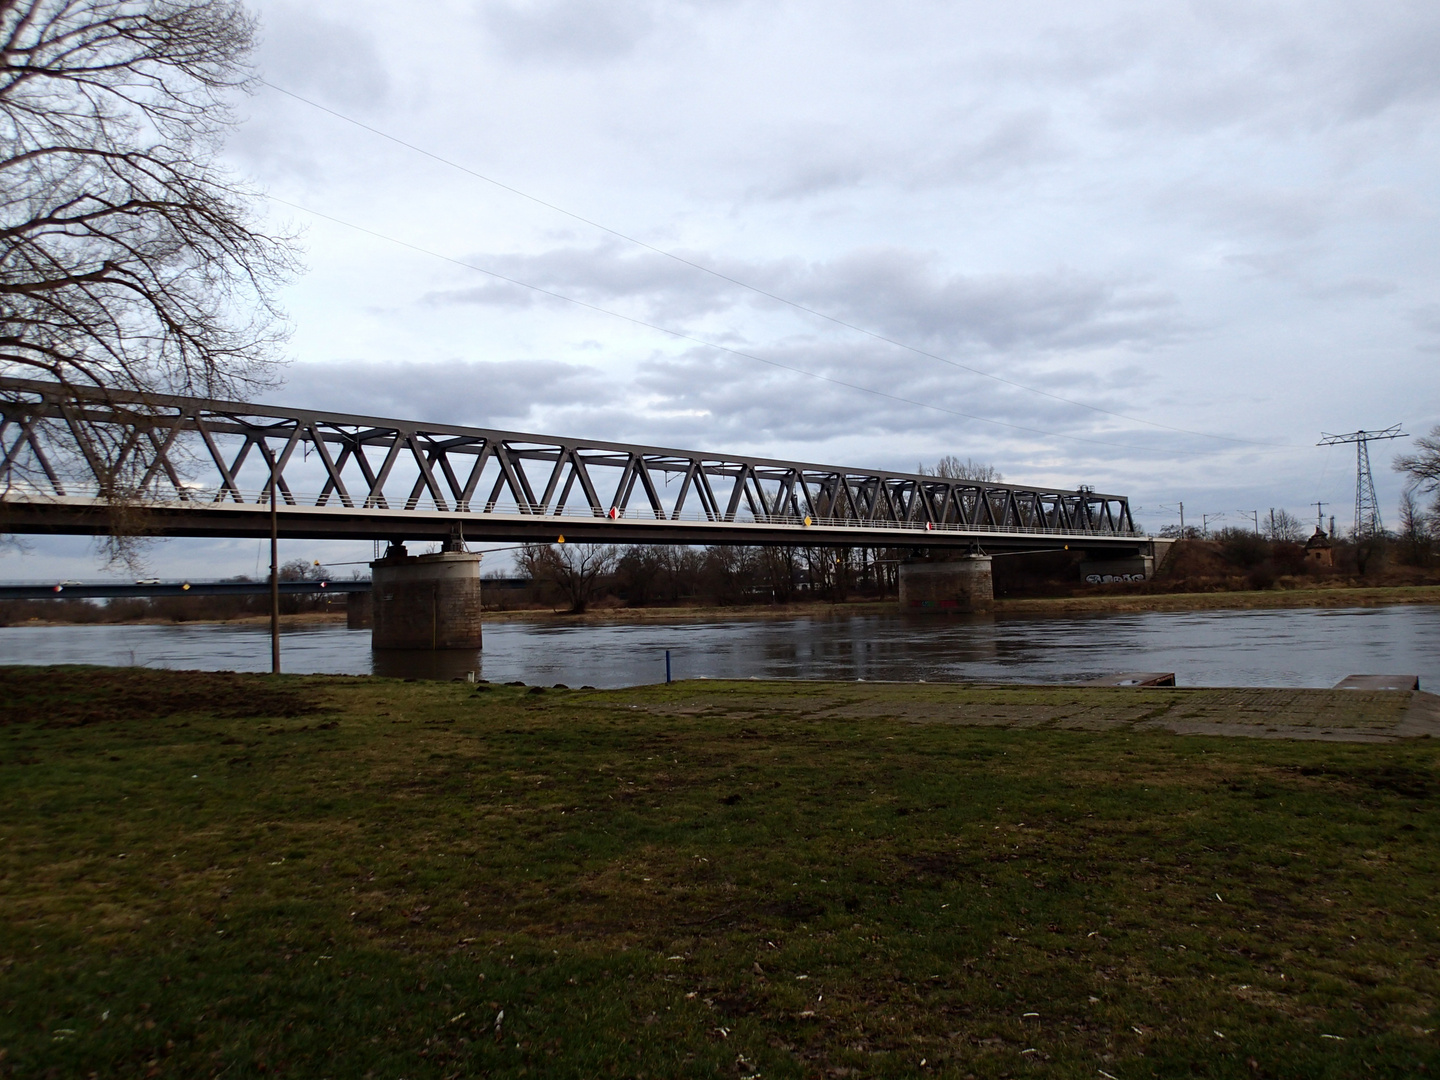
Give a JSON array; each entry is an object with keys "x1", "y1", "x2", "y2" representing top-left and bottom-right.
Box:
[
  {"x1": 0, "y1": 605, "x2": 1436, "y2": 689},
  {"x1": 370, "y1": 648, "x2": 482, "y2": 682}
]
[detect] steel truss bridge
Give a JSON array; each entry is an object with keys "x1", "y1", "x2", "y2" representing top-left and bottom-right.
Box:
[{"x1": 0, "y1": 378, "x2": 1143, "y2": 552}]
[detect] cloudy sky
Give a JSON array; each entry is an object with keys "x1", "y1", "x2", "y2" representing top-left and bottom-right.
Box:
[{"x1": 7, "y1": 0, "x2": 1439, "y2": 577}]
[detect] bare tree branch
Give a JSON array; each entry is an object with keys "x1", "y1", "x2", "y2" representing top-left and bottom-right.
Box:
[
  {"x1": 0, "y1": 0, "x2": 300, "y2": 565},
  {"x1": 918, "y1": 455, "x2": 1004, "y2": 483},
  {"x1": 1394, "y1": 426, "x2": 1440, "y2": 494}
]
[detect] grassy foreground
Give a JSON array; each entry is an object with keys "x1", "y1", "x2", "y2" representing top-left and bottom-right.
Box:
[{"x1": 1, "y1": 670, "x2": 1437, "y2": 1079}]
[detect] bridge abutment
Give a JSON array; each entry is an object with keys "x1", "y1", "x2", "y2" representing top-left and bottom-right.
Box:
[
  {"x1": 370, "y1": 546, "x2": 483, "y2": 650},
  {"x1": 898, "y1": 554, "x2": 994, "y2": 613}
]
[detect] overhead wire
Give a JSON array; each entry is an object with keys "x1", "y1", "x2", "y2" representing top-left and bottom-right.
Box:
[
  {"x1": 267, "y1": 194, "x2": 1235, "y2": 457},
  {"x1": 259, "y1": 80, "x2": 1289, "y2": 450}
]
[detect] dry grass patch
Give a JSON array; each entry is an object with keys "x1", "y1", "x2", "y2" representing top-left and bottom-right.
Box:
[{"x1": 0, "y1": 669, "x2": 1436, "y2": 1078}]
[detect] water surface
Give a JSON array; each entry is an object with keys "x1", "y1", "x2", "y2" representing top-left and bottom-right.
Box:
[{"x1": 1, "y1": 605, "x2": 1435, "y2": 688}]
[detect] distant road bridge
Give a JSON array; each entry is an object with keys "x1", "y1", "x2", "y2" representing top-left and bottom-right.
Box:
[
  {"x1": 0, "y1": 578, "x2": 369, "y2": 600},
  {"x1": 0, "y1": 578, "x2": 532, "y2": 600},
  {"x1": 1, "y1": 378, "x2": 1143, "y2": 553}
]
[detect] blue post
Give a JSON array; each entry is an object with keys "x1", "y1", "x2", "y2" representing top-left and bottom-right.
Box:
[{"x1": 665, "y1": 649, "x2": 672, "y2": 684}]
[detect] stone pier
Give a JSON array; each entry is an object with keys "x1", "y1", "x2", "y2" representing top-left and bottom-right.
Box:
[
  {"x1": 370, "y1": 544, "x2": 483, "y2": 650},
  {"x1": 898, "y1": 554, "x2": 994, "y2": 613}
]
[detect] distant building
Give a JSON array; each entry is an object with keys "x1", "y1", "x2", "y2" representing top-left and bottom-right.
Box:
[{"x1": 1304, "y1": 527, "x2": 1334, "y2": 568}]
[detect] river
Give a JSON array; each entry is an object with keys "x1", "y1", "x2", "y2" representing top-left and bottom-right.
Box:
[{"x1": 1, "y1": 604, "x2": 1435, "y2": 688}]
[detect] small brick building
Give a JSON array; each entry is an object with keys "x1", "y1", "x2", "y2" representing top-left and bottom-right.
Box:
[{"x1": 1304, "y1": 527, "x2": 1334, "y2": 568}]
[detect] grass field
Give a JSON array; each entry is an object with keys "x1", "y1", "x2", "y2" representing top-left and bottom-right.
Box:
[{"x1": 1, "y1": 668, "x2": 1437, "y2": 1078}]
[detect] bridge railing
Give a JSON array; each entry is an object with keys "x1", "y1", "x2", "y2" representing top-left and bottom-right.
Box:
[{"x1": 1, "y1": 478, "x2": 1144, "y2": 539}]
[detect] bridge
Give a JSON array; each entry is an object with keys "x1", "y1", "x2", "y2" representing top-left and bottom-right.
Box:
[
  {"x1": 0, "y1": 578, "x2": 370, "y2": 600},
  {"x1": 0, "y1": 377, "x2": 1140, "y2": 552}
]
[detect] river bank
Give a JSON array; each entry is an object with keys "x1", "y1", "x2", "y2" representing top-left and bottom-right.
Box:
[
  {"x1": 995, "y1": 582, "x2": 1440, "y2": 616},
  {"x1": 488, "y1": 583, "x2": 1440, "y2": 623},
  {"x1": 4, "y1": 582, "x2": 1437, "y2": 628},
  {"x1": 2, "y1": 667, "x2": 1436, "y2": 1078}
]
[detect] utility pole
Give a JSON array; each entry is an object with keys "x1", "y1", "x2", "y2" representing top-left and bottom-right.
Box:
[
  {"x1": 1311, "y1": 501, "x2": 1328, "y2": 533},
  {"x1": 269, "y1": 458, "x2": 280, "y2": 675},
  {"x1": 1178, "y1": 501, "x2": 1184, "y2": 536},
  {"x1": 1318, "y1": 427, "x2": 1407, "y2": 538},
  {"x1": 1240, "y1": 509, "x2": 1259, "y2": 534}
]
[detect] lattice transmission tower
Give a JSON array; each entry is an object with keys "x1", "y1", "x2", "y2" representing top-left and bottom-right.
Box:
[{"x1": 1317, "y1": 426, "x2": 1407, "y2": 538}]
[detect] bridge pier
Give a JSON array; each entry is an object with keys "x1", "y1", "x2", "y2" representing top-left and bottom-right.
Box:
[
  {"x1": 346, "y1": 590, "x2": 373, "y2": 629},
  {"x1": 898, "y1": 554, "x2": 994, "y2": 613},
  {"x1": 370, "y1": 543, "x2": 484, "y2": 650}
]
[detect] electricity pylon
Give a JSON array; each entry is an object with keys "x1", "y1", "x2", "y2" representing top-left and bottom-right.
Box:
[{"x1": 1317, "y1": 426, "x2": 1407, "y2": 538}]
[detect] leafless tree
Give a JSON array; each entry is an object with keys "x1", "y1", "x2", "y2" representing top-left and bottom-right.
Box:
[
  {"x1": 1264, "y1": 508, "x2": 1305, "y2": 543},
  {"x1": 1395, "y1": 425, "x2": 1440, "y2": 504},
  {"x1": 0, "y1": 0, "x2": 298, "y2": 559},
  {"x1": 918, "y1": 455, "x2": 1003, "y2": 483},
  {"x1": 1, "y1": 0, "x2": 296, "y2": 395},
  {"x1": 518, "y1": 542, "x2": 617, "y2": 613},
  {"x1": 1397, "y1": 487, "x2": 1434, "y2": 566}
]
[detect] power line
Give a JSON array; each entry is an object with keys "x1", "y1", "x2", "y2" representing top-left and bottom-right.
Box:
[
  {"x1": 259, "y1": 79, "x2": 1287, "y2": 450},
  {"x1": 267, "y1": 194, "x2": 1232, "y2": 457}
]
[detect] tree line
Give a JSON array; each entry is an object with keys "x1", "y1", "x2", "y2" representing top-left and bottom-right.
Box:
[{"x1": 513, "y1": 542, "x2": 910, "y2": 613}]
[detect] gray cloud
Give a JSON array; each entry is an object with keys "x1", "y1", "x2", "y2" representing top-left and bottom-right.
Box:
[
  {"x1": 277, "y1": 358, "x2": 618, "y2": 428},
  {"x1": 481, "y1": 0, "x2": 656, "y2": 63},
  {"x1": 426, "y1": 242, "x2": 1183, "y2": 355},
  {"x1": 256, "y1": 10, "x2": 390, "y2": 110},
  {"x1": 1073, "y1": 2, "x2": 1440, "y2": 136},
  {"x1": 424, "y1": 239, "x2": 767, "y2": 323},
  {"x1": 746, "y1": 110, "x2": 1067, "y2": 201},
  {"x1": 916, "y1": 109, "x2": 1067, "y2": 187},
  {"x1": 1411, "y1": 304, "x2": 1440, "y2": 334},
  {"x1": 1307, "y1": 277, "x2": 1398, "y2": 302}
]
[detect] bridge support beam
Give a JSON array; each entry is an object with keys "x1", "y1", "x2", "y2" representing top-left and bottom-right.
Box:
[
  {"x1": 898, "y1": 554, "x2": 994, "y2": 613},
  {"x1": 370, "y1": 545, "x2": 483, "y2": 650}
]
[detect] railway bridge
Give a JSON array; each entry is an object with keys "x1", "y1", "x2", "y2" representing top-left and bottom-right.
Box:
[{"x1": 1, "y1": 378, "x2": 1154, "y2": 647}]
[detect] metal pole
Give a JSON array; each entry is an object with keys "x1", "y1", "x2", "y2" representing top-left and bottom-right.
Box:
[
  {"x1": 270, "y1": 465, "x2": 280, "y2": 675},
  {"x1": 665, "y1": 650, "x2": 672, "y2": 684}
]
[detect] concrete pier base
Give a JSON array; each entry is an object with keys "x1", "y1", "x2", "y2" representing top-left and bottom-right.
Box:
[
  {"x1": 898, "y1": 555, "x2": 994, "y2": 613},
  {"x1": 370, "y1": 548, "x2": 483, "y2": 650}
]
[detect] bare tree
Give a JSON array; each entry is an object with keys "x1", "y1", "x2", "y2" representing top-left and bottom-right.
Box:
[
  {"x1": 1397, "y1": 487, "x2": 1434, "y2": 567},
  {"x1": 1395, "y1": 425, "x2": 1440, "y2": 504},
  {"x1": 519, "y1": 542, "x2": 617, "y2": 613},
  {"x1": 918, "y1": 455, "x2": 1003, "y2": 483},
  {"x1": 0, "y1": 0, "x2": 298, "y2": 561},
  {"x1": 1264, "y1": 508, "x2": 1305, "y2": 543},
  {"x1": 1, "y1": 0, "x2": 296, "y2": 395}
]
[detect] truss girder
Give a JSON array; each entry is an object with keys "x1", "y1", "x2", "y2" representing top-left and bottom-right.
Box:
[{"x1": 0, "y1": 378, "x2": 1139, "y2": 543}]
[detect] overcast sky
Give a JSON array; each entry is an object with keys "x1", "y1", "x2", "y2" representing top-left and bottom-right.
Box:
[{"x1": 7, "y1": 0, "x2": 1439, "y2": 578}]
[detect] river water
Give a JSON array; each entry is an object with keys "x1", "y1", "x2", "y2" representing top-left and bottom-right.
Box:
[{"x1": 0, "y1": 605, "x2": 1435, "y2": 689}]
